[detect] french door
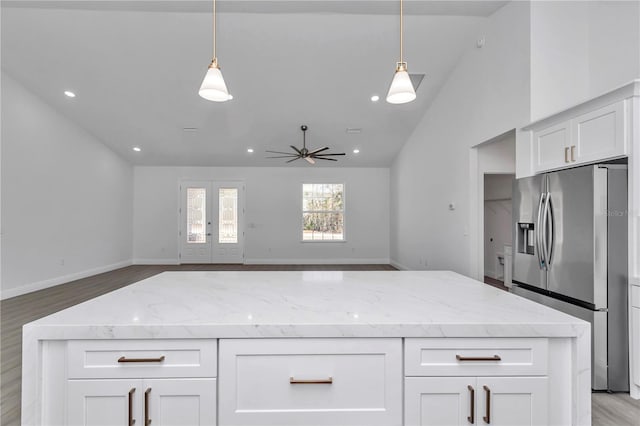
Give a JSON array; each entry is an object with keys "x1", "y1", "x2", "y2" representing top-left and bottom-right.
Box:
[{"x1": 179, "y1": 181, "x2": 245, "y2": 264}]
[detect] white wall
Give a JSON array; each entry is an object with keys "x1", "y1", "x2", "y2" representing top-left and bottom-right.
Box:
[
  {"x1": 133, "y1": 166, "x2": 390, "y2": 264},
  {"x1": 1, "y1": 73, "x2": 133, "y2": 299},
  {"x1": 530, "y1": 0, "x2": 640, "y2": 119},
  {"x1": 483, "y1": 174, "x2": 514, "y2": 278},
  {"x1": 390, "y1": 1, "x2": 530, "y2": 272}
]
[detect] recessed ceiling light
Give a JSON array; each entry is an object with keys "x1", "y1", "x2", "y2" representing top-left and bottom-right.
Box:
[
  {"x1": 133, "y1": 146, "x2": 142, "y2": 152},
  {"x1": 353, "y1": 149, "x2": 360, "y2": 154},
  {"x1": 370, "y1": 95, "x2": 380, "y2": 102},
  {"x1": 247, "y1": 148, "x2": 254, "y2": 153},
  {"x1": 64, "y1": 91, "x2": 76, "y2": 98}
]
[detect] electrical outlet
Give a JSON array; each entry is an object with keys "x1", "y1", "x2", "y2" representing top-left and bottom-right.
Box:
[{"x1": 60, "y1": 259, "x2": 65, "y2": 266}]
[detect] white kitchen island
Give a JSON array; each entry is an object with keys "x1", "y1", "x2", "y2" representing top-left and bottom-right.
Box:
[{"x1": 22, "y1": 271, "x2": 591, "y2": 425}]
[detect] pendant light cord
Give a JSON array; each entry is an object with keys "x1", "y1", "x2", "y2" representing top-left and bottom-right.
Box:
[
  {"x1": 213, "y1": 0, "x2": 217, "y2": 60},
  {"x1": 400, "y1": 0, "x2": 403, "y2": 64}
]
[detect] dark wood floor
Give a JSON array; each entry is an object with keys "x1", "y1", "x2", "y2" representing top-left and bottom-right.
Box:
[{"x1": 2, "y1": 265, "x2": 639, "y2": 425}]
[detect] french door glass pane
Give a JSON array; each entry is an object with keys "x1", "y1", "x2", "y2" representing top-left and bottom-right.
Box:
[
  {"x1": 187, "y1": 188, "x2": 206, "y2": 243},
  {"x1": 219, "y1": 188, "x2": 238, "y2": 243}
]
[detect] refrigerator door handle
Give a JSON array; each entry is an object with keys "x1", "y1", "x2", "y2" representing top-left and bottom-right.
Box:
[
  {"x1": 543, "y1": 192, "x2": 554, "y2": 267},
  {"x1": 536, "y1": 192, "x2": 546, "y2": 270}
]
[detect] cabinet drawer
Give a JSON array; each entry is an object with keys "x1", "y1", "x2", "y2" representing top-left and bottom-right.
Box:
[
  {"x1": 67, "y1": 339, "x2": 217, "y2": 379},
  {"x1": 218, "y1": 338, "x2": 402, "y2": 426},
  {"x1": 405, "y1": 338, "x2": 548, "y2": 376}
]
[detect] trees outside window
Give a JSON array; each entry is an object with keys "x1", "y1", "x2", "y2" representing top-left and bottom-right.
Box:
[{"x1": 302, "y1": 184, "x2": 344, "y2": 241}]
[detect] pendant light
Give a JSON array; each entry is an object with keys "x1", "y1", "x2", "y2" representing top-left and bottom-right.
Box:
[
  {"x1": 199, "y1": 0, "x2": 231, "y2": 102},
  {"x1": 386, "y1": 0, "x2": 416, "y2": 104}
]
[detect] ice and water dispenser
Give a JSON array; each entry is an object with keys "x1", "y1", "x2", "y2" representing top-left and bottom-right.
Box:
[{"x1": 517, "y1": 223, "x2": 535, "y2": 255}]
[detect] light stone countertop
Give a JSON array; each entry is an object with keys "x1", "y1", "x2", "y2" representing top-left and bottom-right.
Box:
[{"x1": 24, "y1": 270, "x2": 589, "y2": 339}]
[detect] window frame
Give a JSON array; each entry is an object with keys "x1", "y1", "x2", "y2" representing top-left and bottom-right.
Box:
[{"x1": 300, "y1": 182, "x2": 346, "y2": 243}]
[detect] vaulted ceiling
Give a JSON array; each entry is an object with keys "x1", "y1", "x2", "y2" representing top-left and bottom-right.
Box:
[{"x1": 2, "y1": 1, "x2": 507, "y2": 166}]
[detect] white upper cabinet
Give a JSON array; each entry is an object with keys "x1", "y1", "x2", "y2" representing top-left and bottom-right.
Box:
[
  {"x1": 532, "y1": 100, "x2": 627, "y2": 174},
  {"x1": 519, "y1": 80, "x2": 639, "y2": 177}
]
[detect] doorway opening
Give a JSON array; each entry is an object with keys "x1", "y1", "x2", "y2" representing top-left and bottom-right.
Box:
[
  {"x1": 179, "y1": 181, "x2": 245, "y2": 264},
  {"x1": 484, "y1": 174, "x2": 515, "y2": 290},
  {"x1": 468, "y1": 129, "x2": 516, "y2": 285}
]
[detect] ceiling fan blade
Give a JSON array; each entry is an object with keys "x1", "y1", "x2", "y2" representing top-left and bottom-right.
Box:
[
  {"x1": 286, "y1": 157, "x2": 301, "y2": 163},
  {"x1": 308, "y1": 147, "x2": 329, "y2": 155},
  {"x1": 266, "y1": 155, "x2": 300, "y2": 159},
  {"x1": 290, "y1": 145, "x2": 303, "y2": 155},
  {"x1": 266, "y1": 150, "x2": 297, "y2": 155},
  {"x1": 313, "y1": 152, "x2": 346, "y2": 156},
  {"x1": 315, "y1": 157, "x2": 338, "y2": 161},
  {"x1": 305, "y1": 156, "x2": 316, "y2": 164}
]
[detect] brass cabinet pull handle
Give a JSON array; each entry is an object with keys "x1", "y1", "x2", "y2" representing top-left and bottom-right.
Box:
[
  {"x1": 456, "y1": 355, "x2": 501, "y2": 362},
  {"x1": 289, "y1": 376, "x2": 333, "y2": 384},
  {"x1": 564, "y1": 147, "x2": 570, "y2": 163},
  {"x1": 128, "y1": 388, "x2": 136, "y2": 426},
  {"x1": 570, "y1": 145, "x2": 576, "y2": 162},
  {"x1": 118, "y1": 356, "x2": 165, "y2": 363},
  {"x1": 467, "y1": 385, "x2": 475, "y2": 424},
  {"x1": 144, "y1": 388, "x2": 152, "y2": 426},
  {"x1": 483, "y1": 385, "x2": 491, "y2": 424}
]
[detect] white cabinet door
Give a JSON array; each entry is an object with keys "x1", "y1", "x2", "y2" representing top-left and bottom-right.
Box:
[
  {"x1": 67, "y1": 379, "x2": 140, "y2": 426},
  {"x1": 145, "y1": 379, "x2": 217, "y2": 426},
  {"x1": 533, "y1": 122, "x2": 570, "y2": 173},
  {"x1": 572, "y1": 101, "x2": 626, "y2": 164},
  {"x1": 405, "y1": 377, "x2": 548, "y2": 426},
  {"x1": 405, "y1": 377, "x2": 474, "y2": 426},
  {"x1": 477, "y1": 377, "x2": 548, "y2": 426},
  {"x1": 68, "y1": 379, "x2": 217, "y2": 426}
]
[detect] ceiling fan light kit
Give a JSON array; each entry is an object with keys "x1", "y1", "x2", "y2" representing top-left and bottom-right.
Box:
[{"x1": 199, "y1": 0, "x2": 231, "y2": 102}]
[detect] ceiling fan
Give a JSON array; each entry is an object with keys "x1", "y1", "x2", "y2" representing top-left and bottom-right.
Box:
[{"x1": 266, "y1": 125, "x2": 346, "y2": 164}]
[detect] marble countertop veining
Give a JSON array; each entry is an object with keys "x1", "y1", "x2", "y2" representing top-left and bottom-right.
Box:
[{"x1": 24, "y1": 270, "x2": 589, "y2": 340}]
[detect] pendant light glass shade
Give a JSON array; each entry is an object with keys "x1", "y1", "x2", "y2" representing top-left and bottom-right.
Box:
[
  {"x1": 199, "y1": 60, "x2": 231, "y2": 102},
  {"x1": 386, "y1": 63, "x2": 416, "y2": 104}
]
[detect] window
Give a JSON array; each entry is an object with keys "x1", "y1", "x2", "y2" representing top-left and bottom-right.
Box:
[
  {"x1": 187, "y1": 187, "x2": 206, "y2": 243},
  {"x1": 302, "y1": 183, "x2": 344, "y2": 241},
  {"x1": 218, "y1": 188, "x2": 238, "y2": 244}
]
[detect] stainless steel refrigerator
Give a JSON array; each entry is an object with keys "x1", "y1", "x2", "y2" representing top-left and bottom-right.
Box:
[{"x1": 511, "y1": 164, "x2": 628, "y2": 392}]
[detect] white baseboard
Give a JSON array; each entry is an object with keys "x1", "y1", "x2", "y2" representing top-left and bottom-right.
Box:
[
  {"x1": 390, "y1": 259, "x2": 411, "y2": 270},
  {"x1": 0, "y1": 260, "x2": 133, "y2": 300},
  {"x1": 132, "y1": 258, "x2": 180, "y2": 265},
  {"x1": 244, "y1": 258, "x2": 390, "y2": 265}
]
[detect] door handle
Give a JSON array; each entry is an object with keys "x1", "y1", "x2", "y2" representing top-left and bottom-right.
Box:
[
  {"x1": 564, "y1": 147, "x2": 570, "y2": 163},
  {"x1": 570, "y1": 145, "x2": 576, "y2": 162},
  {"x1": 546, "y1": 193, "x2": 554, "y2": 267},
  {"x1": 128, "y1": 388, "x2": 136, "y2": 426},
  {"x1": 542, "y1": 192, "x2": 552, "y2": 269},
  {"x1": 144, "y1": 388, "x2": 151, "y2": 426},
  {"x1": 483, "y1": 385, "x2": 491, "y2": 424},
  {"x1": 467, "y1": 385, "x2": 475, "y2": 424},
  {"x1": 536, "y1": 193, "x2": 545, "y2": 270}
]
